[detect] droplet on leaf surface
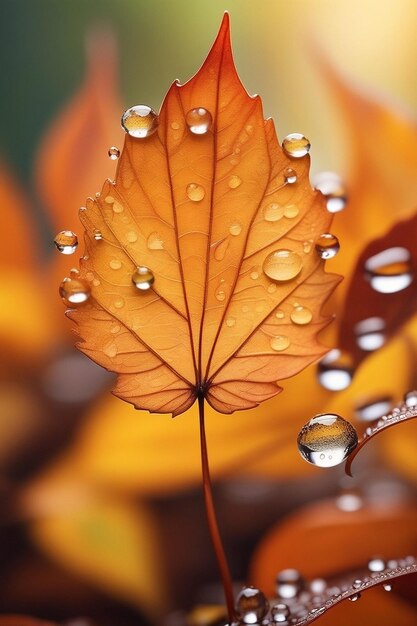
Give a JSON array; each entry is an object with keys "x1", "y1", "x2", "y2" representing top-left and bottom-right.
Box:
[
  {"x1": 284, "y1": 167, "x2": 297, "y2": 184},
  {"x1": 262, "y1": 249, "x2": 303, "y2": 282},
  {"x1": 59, "y1": 277, "x2": 90, "y2": 306},
  {"x1": 315, "y1": 233, "x2": 340, "y2": 259},
  {"x1": 235, "y1": 586, "x2": 269, "y2": 624},
  {"x1": 121, "y1": 105, "x2": 158, "y2": 138},
  {"x1": 297, "y1": 413, "x2": 358, "y2": 467},
  {"x1": 132, "y1": 266, "x2": 155, "y2": 291},
  {"x1": 186, "y1": 183, "x2": 205, "y2": 201},
  {"x1": 185, "y1": 107, "x2": 212, "y2": 134},
  {"x1": 270, "y1": 335, "x2": 290, "y2": 352},
  {"x1": 290, "y1": 306, "x2": 313, "y2": 325},
  {"x1": 108, "y1": 146, "x2": 120, "y2": 160},
  {"x1": 282, "y1": 133, "x2": 310, "y2": 158},
  {"x1": 364, "y1": 247, "x2": 413, "y2": 293},
  {"x1": 54, "y1": 230, "x2": 78, "y2": 255}
]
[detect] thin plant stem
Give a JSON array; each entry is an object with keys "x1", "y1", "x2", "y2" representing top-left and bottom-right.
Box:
[{"x1": 198, "y1": 394, "x2": 235, "y2": 623}]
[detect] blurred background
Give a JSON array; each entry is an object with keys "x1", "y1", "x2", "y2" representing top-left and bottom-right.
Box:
[{"x1": 1, "y1": 1, "x2": 417, "y2": 625}]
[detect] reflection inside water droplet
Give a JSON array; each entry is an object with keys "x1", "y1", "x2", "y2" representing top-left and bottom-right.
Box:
[
  {"x1": 364, "y1": 247, "x2": 413, "y2": 293},
  {"x1": 54, "y1": 231, "x2": 78, "y2": 255},
  {"x1": 185, "y1": 107, "x2": 212, "y2": 134},
  {"x1": 297, "y1": 413, "x2": 358, "y2": 467},
  {"x1": 263, "y1": 249, "x2": 303, "y2": 282},
  {"x1": 318, "y1": 349, "x2": 353, "y2": 391},
  {"x1": 132, "y1": 266, "x2": 155, "y2": 291},
  {"x1": 282, "y1": 133, "x2": 310, "y2": 158},
  {"x1": 121, "y1": 105, "x2": 158, "y2": 138}
]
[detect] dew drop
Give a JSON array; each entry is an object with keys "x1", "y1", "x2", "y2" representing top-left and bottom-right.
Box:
[
  {"x1": 282, "y1": 133, "x2": 310, "y2": 158},
  {"x1": 235, "y1": 587, "x2": 269, "y2": 625},
  {"x1": 283, "y1": 204, "x2": 299, "y2": 219},
  {"x1": 54, "y1": 230, "x2": 78, "y2": 255},
  {"x1": 110, "y1": 324, "x2": 121, "y2": 335},
  {"x1": 276, "y1": 569, "x2": 304, "y2": 599},
  {"x1": 215, "y1": 287, "x2": 226, "y2": 302},
  {"x1": 185, "y1": 107, "x2": 212, "y2": 135},
  {"x1": 317, "y1": 349, "x2": 353, "y2": 391},
  {"x1": 109, "y1": 258, "x2": 122, "y2": 270},
  {"x1": 263, "y1": 249, "x2": 303, "y2": 282},
  {"x1": 108, "y1": 146, "x2": 120, "y2": 160},
  {"x1": 132, "y1": 266, "x2": 155, "y2": 291},
  {"x1": 313, "y1": 172, "x2": 347, "y2": 213},
  {"x1": 310, "y1": 579, "x2": 327, "y2": 594},
  {"x1": 364, "y1": 247, "x2": 413, "y2": 293},
  {"x1": 126, "y1": 230, "x2": 138, "y2": 243},
  {"x1": 297, "y1": 413, "x2": 358, "y2": 468},
  {"x1": 368, "y1": 558, "x2": 386, "y2": 573},
  {"x1": 355, "y1": 396, "x2": 392, "y2": 422},
  {"x1": 228, "y1": 175, "x2": 242, "y2": 189},
  {"x1": 250, "y1": 270, "x2": 259, "y2": 280},
  {"x1": 349, "y1": 593, "x2": 361, "y2": 602},
  {"x1": 264, "y1": 203, "x2": 284, "y2": 222},
  {"x1": 270, "y1": 335, "x2": 290, "y2": 352},
  {"x1": 112, "y1": 201, "x2": 124, "y2": 214},
  {"x1": 354, "y1": 317, "x2": 386, "y2": 351},
  {"x1": 104, "y1": 343, "x2": 118, "y2": 358},
  {"x1": 276, "y1": 310, "x2": 285, "y2": 319},
  {"x1": 186, "y1": 183, "x2": 205, "y2": 202},
  {"x1": 226, "y1": 317, "x2": 236, "y2": 327},
  {"x1": 171, "y1": 121, "x2": 181, "y2": 130},
  {"x1": 114, "y1": 297, "x2": 125, "y2": 309},
  {"x1": 121, "y1": 105, "x2": 158, "y2": 138},
  {"x1": 267, "y1": 283, "x2": 277, "y2": 294},
  {"x1": 229, "y1": 222, "x2": 242, "y2": 236},
  {"x1": 404, "y1": 390, "x2": 417, "y2": 407},
  {"x1": 71, "y1": 268, "x2": 80, "y2": 278},
  {"x1": 93, "y1": 229, "x2": 103, "y2": 241},
  {"x1": 315, "y1": 233, "x2": 340, "y2": 259},
  {"x1": 383, "y1": 584, "x2": 392, "y2": 592},
  {"x1": 284, "y1": 167, "x2": 297, "y2": 184},
  {"x1": 353, "y1": 579, "x2": 362, "y2": 589},
  {"x1": 326, "y1": 189, "x2": 347, "y2": 213},
  {"x1": 271, "y1": 603, "x2": 290, "y2": 623},
  {"x1": 147, "y1": 232, "x2": 164, "y2": 250},
  {"x1": 290, "y1": 306, "x2": 313, "y2": 325},
  {"x1": 213, "y1": 238, "x2": 229, "y2": 261},
  {"x1": 59, "y1": 277, "x2": 90, "y2": 306}
]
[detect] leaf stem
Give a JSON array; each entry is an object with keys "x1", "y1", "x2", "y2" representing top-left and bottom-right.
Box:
[{"x1": 198, "y1": 394, "x2": 235, "y2": 623}]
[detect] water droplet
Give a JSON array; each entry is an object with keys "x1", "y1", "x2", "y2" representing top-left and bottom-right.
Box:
[
  {"x1": 271, "y1": 603, "x2": 290, "y2": 623},
  {"x1": 114, "y1": 297, "x2": 125, "y2": 309},
  {"x1": 317, "y1": 349, "x2": 353, "y2": 391},
  {"x1": 126, "y1": 230, "x2": 138, "y2": 243},
  {"x1": 54, "y1": 231, "x2": 78, "y2": 255},
  {"x1": 354, "y1": 317, "x2": 386, "y2": 351},
  {"x1": 108, "y1": 146, "x2": 120, "y2": 160},
  {"x1": 310, "y1": 579, "x2": 326, "y2": 594},
  {"x1": 313, "y1": 172, "x2": 347, "y2": 213},
  {"x1": 93, "y1": 229, "x2": 103, "y2": 241},
  {"x1": 111, "y1": 324, "x2": 121, "y2": 334},
  {"x1": 229, "y1": 222, "x2": 242, "y2": 236},
  {"x1": 215, "y1": 287, "x2": 226, "y2": 302},
  {"x1": 105, "y1": 195, "x2": 114, "y2": 204},
  {"x1": 336, "y1": 489, "x2": 363, "y2": 512},
  {"x1": 226, "y1": 317, "x2": 236, "y2": 327},
  {"x1": 284, "y1": 168, "x2": 297, "y2": 184},
  {"x1": 186, "y1": 183, "x2": 205, "y2": 201},
  {"x1": 270, "y1": 335, "x2": 290, "y2": 352},
  {"x1": 276, "y1": 310, "x2": 285, "y2": 319},
  {"x1": 303, "y1": 241, "x2": 312, "y2": 254},
  {"x1": 297, "y1": 413, "x2": 358, "y2": 468},
  {"x1": 353, "y1": 579, "x2": 362, "y2": 589},
  {"x1": 228, "y1": 175, "x2": 242, "y2": 189},
  {"x1": 213, "y1": 238, "x2": 229, "y2": 261},
  {"x1": 267, "y1": 283, "x2": 277, "y2": 294},
  {"x1": 59, "y1": 277, "x2": 90, "y2": 306},
  {"x1": 109, "y1": 258, "x2": 122, "y2": 270},
  {"x1": 121, "y1": 105, "x2": 158, "y2": 138},
  {"x1": 185, "y1": 107, "x2": 212, "y2": 135},
  {"x1": 383, "y1": 584, "x2": 392, "y2": 592},
  {"x1": 368, "y1": 558, "x2": 386, "y2": 573},
  {"x1": 276, "y1": 569, "x2": 304, "y2": 599},
  {"x1": 326, "y1": 189, "x2": 347, "y2": 213},
  {"x1": 104, "y1": 343, "x2": 118, "y2": 358},
  {"x1": 283, "y1": 204, "x2": 299, "y2": 219},
  {"x1": 235, "y1": 587, "x2": 269, "y2": 625},
  {"x1": 290, "y1": 305, "x2": 313, "y2": 325},
  {"x1": 364, "y1": 247, "x2": 413, "y2": 293},
  {"x1": 282, "y1": 133, "x2": 310, "y2": 158},
  {"x1": 315, "y1": 233, "x2": 340, "y2": 259},
  {"x1": 263, "y1": 249, "x2": 303, "y2": 282},
  {"x1": 71, "y1": 268, "x2": 80, "y2": 278},
  {"x1": 250, "y1": 270, "x2": 259, "y2": 280},
  {"x1": 404, "y1": 390, "x2": 417, "y2": 407},
  {"x1": 112, "y1": 201, "x2": 124, "y2": 214},
  {"x1": 132, "y1": 266, "x2": 154, "y2": 291},
  {"x1": 355, "y1": 397, "x2": 392, "y2": 422},
  {"x1": 264, "y1": 203, "x2": 284, "y2": 222},
  {"x1": 147, "y1": 232, "x2": 164, "y2": 250},
  {"x1": 349, "y1": 593, "x2": 361, "y2": 602}
]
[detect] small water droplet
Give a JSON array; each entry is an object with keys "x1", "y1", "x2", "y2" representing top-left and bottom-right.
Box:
[
  {"x1": 354, "y1": 317, "x2": 386, "y2": 351},
  {"x1": 276, "y1": 569, "x2": 304, "y2": 599},
  {"x1": 54, "y1": 231, "x2": 78, "y2": 255},
  {"x1": 264, "y1": 203, "x2": 284, "y2": 222},
  {"x1": 228, "y1": 175, "x2": 242, "y2": 189},
  {"x1": 318, "y1": 349, "x2": 353, "y2": 391},
  {"x1": 242, "y1": 305, "x2": 250, "y2": 313},
  {"x1": 235, "y1": 587, "x2": 269, "y2": 625},
  {"x1": 110, "y1": 324, "x2": 121, "y2": 334},
  {"x1": 283, "y1": 204, "x2": 299, "y2": 219},
  {"x1": 326, "y1": 189, "x2": 347, "y2": 213},
  {"x1": 121, "y1": 105, "x2": 158, "y2": 138},
  {"x1": 250, "y1": 270, "x2": 259, "y2": 280},
  {"x1": 349, "y1": 593, "x2": 361, "y2": 602},
  {"x1": 383, "y1": 584, "x2": 392, "y2": 592},
  {"x1": 186, "y1": 183, "x2": 205, "y2": 201},
  {"x1": 355, "y1": 396, "x2": 392, "y2": 422},
  {"x1": 313, "y1": 172, "x2": 347, "y2": 213},
  {"x1": 105, "y1": 195, "x2": 114, "y2": 204},
  {"x1": 284, "y1": 167, "x2": 297, "y2": 184},
  {"x1": 108, "y1": 146, "x2": 120, "y2": 160},
  {"x1": 59, "y1": 277, "x2": 90, "y2": 306},
  {"x1": 229, "y1": 222, "x2": 242, "y2": 236},
  {"x1": 310, "y1": 579, "x2": 326, "y2": 594},
  {"x1": 263, "y1": 249, "x2": 303, "y2": 282},
  {"x1": 271, "y1": 603, "x2": 290, "y2": 623},
  {"x1": 171, "y1": 121, "x2": 181, "y2": 130},
  {"x1": 297, "y1": 413, "x2": 358, "y2": 467},
  {"x1": 109, "y1": 258, "x2": 122, "y2": 270},
  {"x1": 226, "y1": 317, "x2": 236, "y2": 327},
  {"x1": 132, "y1": 266, "x2": 155, "y2": 291},
  {"x1": 404, "y1": 390, "x2": 417, "y2": 407},
  {"x1": 114, "y1": 297, "x2": 125, "y2": 309},
  {"x1": 104, "y1": 343, "x2": 118, "y2": 358},
  {"x1": 147, "y1": 232, "x2": 164, "y2": 250},
  {"x1": 185, "y1": 107, "x2": 212, "y2": 135},
  {"x1": 282, "y1": 133, "x2": 310, "y2": 158},
  {"x1": 276, "y1": 310, "x2": 285, "y2": 319},
  {"x1": 353, "y1": 580, "x2": 362, "y2": 589},
  {"x1": 112, "y1": 201, "x2": 124, "y2": 214},
  {"x1": 365, "y1": 247, "x2": 413, "y2": 293},
  {"x1": 368, "y1": 558, "x2": 386, "y2": 573},
  {"x1": 270, "y1": 335, "x2": 290, "y2": 352},
  {"x1": 315, "y1": 233, "x2": 340, "y2": 259},
  {"x1": 267, "y1": 283, "x2": 277, "y2": 294},
  {"x1": 93, "y1": 229, "x2": 103, "y2": 241},
  {"x1": 70, "y1": 268, "x2": 80, "y2": 278},
  {"x1": 126, "y1": 230, "x2": 138, "y2": 243},
  {"x1": 290, "y1": 306, "x2": 313, "y2": 325},
  {"x1": 215, "y1": 288, "x2": 226, "y2": 302}
]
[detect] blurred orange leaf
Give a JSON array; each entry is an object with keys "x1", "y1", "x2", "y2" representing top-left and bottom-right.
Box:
[
  {"x1": 0, "y1": 618, "x2": 58, "y2": 626},
  {"x1": 69, "y1": 14, "x2": 339, "y2": 416}
]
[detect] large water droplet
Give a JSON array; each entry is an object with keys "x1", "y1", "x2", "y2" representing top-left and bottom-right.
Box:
[
  {"x1": 235, "y1": 587, "x2": 269, "y2": 625},
  {"x1": 59, "y1": 277, "x2": 90, "y2": 306},
  {"x1": 54, "y1": 231, "x2": 78, "y2": 255},
  {"x1": 404, "y1": 390, "x2": 417, "y2": 407},
  {"x1": 186, "y1": 183, "x2": 205, "y2": 201},
  {"x1": 364, "y1": 247, "x2": 413, "y2": 293},
  {"x1": 315, "y1": 233, "x2": 340, "y2": 259},
  {"x1": 108, "y1": 146, "x2": 120, "y2": 160},
  {"x1": 264, "y1": 203, "x2": 284, "y2": 222},
  {"x1": 354, "y1": 317, "x2": 386, "y2": 351},
  {"x1": 317, "y1": 349, "x2": 353, "y2": 391},
  {"x1": 121, "y1": 105, "x2": 158, "y2": 138},
  {"x1": 355, "y1": 396, "x2": 392, "y2": 422},
  {"x1": 271, "y1": 603, "x2": 290, "y2": 623},
  {"x1": 270, "y1": 335, "x2": 290, "y2": 352},
  {"x1": 284, "y1": 167, "x2": 297, "y2": 184},
  {"x1": 263, "y1": 249, "x2": 303, "y2": 282},
  {"x1": 282, "y1": 133, "x2": 310, "y2": 158},
  {"x1": 290, "y1": 305, "x2": 313, "y2": 325},
  {"x1": 132, "y1": 266, "x2": 155, "y2": 291},
  {"x1": 297, "y1": 413, "x2": 358, "y2": 468},
  {"x1": 276, "y1": 569, "x2": 304, "y2": 599},
  {"x1": 185, "y1": 107, "x2": 212, "y2": 135}
]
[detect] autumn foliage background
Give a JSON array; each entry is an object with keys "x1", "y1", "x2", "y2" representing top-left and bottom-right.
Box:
[{"x1": 1, "y1": 0, "x2": 417, "y2": 625}]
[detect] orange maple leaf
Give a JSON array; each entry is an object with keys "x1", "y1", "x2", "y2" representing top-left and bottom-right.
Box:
[{"x1": 65, "y1": 15, "x2": 339, "y2": 417}]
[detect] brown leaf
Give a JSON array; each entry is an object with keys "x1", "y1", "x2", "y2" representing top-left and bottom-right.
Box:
[{"x1": 68, "y1": 15, "x2": 339, "y2": 416}]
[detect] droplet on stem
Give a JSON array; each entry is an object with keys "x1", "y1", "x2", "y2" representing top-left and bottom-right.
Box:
[
  {"x1": 121, "y1": 105, "x2": 158, "y2": 138},
  {"x1": 132, "y1": 266, "x2": 155, "y2": 291},
  {"x1": 54, "y1": 230, "x2": 78, "y2": 255},
  {"x1": 59, "y1": 277, "x2": 91, "y2": 306},
  {"x1": 297, "y1": 413, "x2": 358, "y2": 468},
  {"x1": 185, "y1": 107, "x2": 212, "y2": 134},
  {"x1": 282, "y1": 133, "x2": 310, "y2": 158}
]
